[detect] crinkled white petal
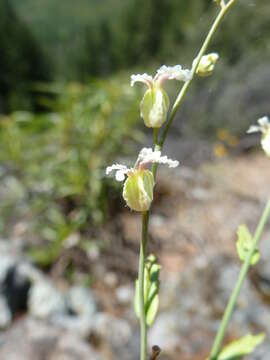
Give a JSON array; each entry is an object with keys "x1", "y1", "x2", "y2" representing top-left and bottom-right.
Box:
[
  {"x1": 137, "y1": 147, "x2": 179, "y2": 168},
  {"x1": 155, "y1": 155, "x2": 179, "y2": 168},
  {"x1": 247, "y1": 116, "x2": 270, "y2": 134},
  {"x1": 155, "y1": 65, "x2": 192, "y2": 83},
  {"x1": 136, "y1": 147, "x2": 154, "y2": 164},
  {"x1": 115, "y1": 170, "x2": 126, "y2": 181},
  {"x1": 258, "y1": 116, "x2": 270, "y2": 128},
  {"x1": 106, "y1": 164, "x2": 130, "y2": 181},
  {"x1": 130, "y1": 73, "x2": 154, "y2": 88},
  {"x1": 247, "y1": 125, "x2": 261, "y2": 134}
]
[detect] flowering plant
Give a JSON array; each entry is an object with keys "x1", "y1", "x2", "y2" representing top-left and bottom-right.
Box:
[{"x1": 106, "y1": 1, "x2": 269, "y2": 359}]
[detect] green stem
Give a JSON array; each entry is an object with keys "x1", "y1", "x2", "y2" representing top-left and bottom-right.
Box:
[
  {"x1": 138, "y1": 1, "x2": 238, "y2": 358},
  {"x1": 139, "y1": 211, "x2": 149, "y2": 360},
  {"x1": 209, "y1": 199, "x2": 270, "y2": 360},
  {"x1": 159, "y1": 0, "x2": 237, "y2": 148},
  {"x1": 153, "y1": 128, "x2": 160, "y2": 179}
]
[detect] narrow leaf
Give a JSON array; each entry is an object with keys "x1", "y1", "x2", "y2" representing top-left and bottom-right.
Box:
[{"x1": 218, "y1": 333, "x2": 265, "y2": 360}]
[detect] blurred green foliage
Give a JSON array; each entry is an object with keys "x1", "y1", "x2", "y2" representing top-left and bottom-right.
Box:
[
  {"x1": 0, "y1": 0, "x2": 268, "y2": 269},
  {"x1": 10, "y1": 0, "x2": 270, "y2": 80},
  {"x1": 0, "y1": 78, "x2": 141, "y2": 265},
  {"x1": 5, "y1": 0, "x2": 269, "y2": 137},
  {"x1": 0, "y1": 0, "x2": 50, "y2": 113}
]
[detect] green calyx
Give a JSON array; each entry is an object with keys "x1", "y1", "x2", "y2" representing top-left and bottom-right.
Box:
[
  {"x1": 123, "y1": 169, "x2": 154, "y2": 212},
  {"x1": 140, "y1": 87, "x2": 169, "y2": 128}
]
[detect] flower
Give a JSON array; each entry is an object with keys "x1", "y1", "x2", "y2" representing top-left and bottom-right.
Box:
[
  {"x1": 106, "y1": 148, "x2": 179, "y2": 211},
  {"x1": 194, "y1": 53, "x2": 219, "y2": 77},
  {"x1": 131, "y1": 65, "x2": 192, "y2": 128},
  {"x1": 247, "y1": 116, "x2": 270, "y2": 157}
]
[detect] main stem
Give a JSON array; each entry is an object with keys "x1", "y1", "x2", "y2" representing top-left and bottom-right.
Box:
[
  {"x1": 138, "y1": 1, "x2": 238, "y2": 358},
  {"x1": 139, "y1": 211, "x2": 150, "y2": 360},
  {"x1": 209, "y1": 199, "x2": 270, "y2": 360}
]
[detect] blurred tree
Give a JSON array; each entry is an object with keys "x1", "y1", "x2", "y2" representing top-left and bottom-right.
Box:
[
  {"x1": 78, "y1": 20, "x2": 115, "y2": 79},
  {"x1": 119, "y1": 0, "x2": 172, "y2": 66},
  {"x1": 0, "y1": 0, "x2": 51, "y2": 113}
]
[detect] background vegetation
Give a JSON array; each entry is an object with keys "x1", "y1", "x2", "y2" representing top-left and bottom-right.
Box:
[{"x1": 1, "y1": 0, "x2": 269, "y2": 266}]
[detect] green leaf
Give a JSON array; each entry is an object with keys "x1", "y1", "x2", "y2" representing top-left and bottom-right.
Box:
[
  {"x1": 146, "y1": 290, "x2": 159, "y2": 326},
  {"x1": 134, "y1": 255, "x2": 161, "y2": 327},
  {"x1": 218, "y1": 333, "x2": 265, "y2": 360},
  {"x1": 236, "y1": 225, "x2": 260, "y2": 265}
]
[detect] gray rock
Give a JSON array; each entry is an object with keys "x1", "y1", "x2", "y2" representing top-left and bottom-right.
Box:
[
  {"x1": 115, "y1": 285, "x2": 134, "y2": 305},
  {"x1": 148, "y1": 312, "x2": 182, "y2": 354},
  {"x1": 0, "y1": 317, "x2": 58, "y2": 360},
  {"x1": 51, "y1": 314, "x2": 93, "y2": 338},
  {"x1": 28, "y1": 281, "x2": 66, "y2": 319},
  {"x1": 48, "y1": 333, "x2": 104, "y2": 360},
  {"x1": 67, "y1": 285, "x2": 96, "y2": 317},
  {"x1": 0, "y1": 296, "x2": 12, "y2": 328},
  {"x1": 93, "y1": 313, "x2": 132, "y2": 347},
  {"x1": 0, "y1": 317, "x2": 103, "y2": 360}
]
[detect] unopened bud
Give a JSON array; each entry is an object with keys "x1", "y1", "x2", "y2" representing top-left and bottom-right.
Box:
[
  {"x1": 195, "y1": 53, "x2": 219, "y2": 77},
  {"x1": 123, "y1": 170, "x2": 154, "y2": 212},
  {"x1": 140, "y1": 87, "x2": 169, "y2": 128}
]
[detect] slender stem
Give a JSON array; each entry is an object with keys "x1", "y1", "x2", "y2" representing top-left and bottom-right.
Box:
[
  {"x1": 153, "y1": 128, "x2": 160, "y2": 179},
  {"x1": 138, "y1": 2, "x2": 238, "y2": 358},
  {"x1": 139, "y1": 211, "x2": 149, "y2": 360},
  {"x1": 209, "y1": 200, "x2": 270, "y2": 360},
  {"x1": 159, "y1": 0, "x2": 237, "y2": 148}
]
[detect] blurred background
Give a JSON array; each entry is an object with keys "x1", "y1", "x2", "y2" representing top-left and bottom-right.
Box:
[{"x1": 0, "y1": 0, "x2": 270, "y2": 359}]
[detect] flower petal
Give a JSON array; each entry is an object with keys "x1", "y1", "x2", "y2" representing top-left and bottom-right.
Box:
[
  {"x1": 115, "y1": 170, "x2": 126, "y2": 181},
  {"x1": 247, "y1": 125, "x2": 261, "y2": 134},
  {"x1": 247, "y1": 116, "x2": 270, "y2": 134},
  {"x1": 258, "y1": 116, "x2": 270, "y2": 128},
  {"x1": 155, "y1": 65, "x2": 192, "y2": 84},
  {"x1": 130, "y1": 73, "x2": 154, "y2": 88},
  {"x1": 106, "y1": 164, "x2": 130, "y2": 181},
  {"x1": 136, "y1": 147, "x2": 179, "y2": 168}
]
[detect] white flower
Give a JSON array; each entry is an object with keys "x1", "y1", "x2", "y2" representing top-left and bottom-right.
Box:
[
  {"x1": 247, "y1": 116, "x2": 270, "y2": 157},
  {"x1": 106, "y1": 148, "x2": 179, "y2": 212},
  {"x1": 131, "y1": 65, "x2": 192, "y2": 89},
  {"x1": 135, "y1": 147, "x2": 179, "y2": 169},
  {"x1": 130, "y1": 65, "x2": 191, "y2": 128},
  {"x1": 130, "y1": 73, "x2": 154, "y2": 88},
  {"x1": 106, "y1": 147, "x2": 179, "y2": 182},
  {"x1": 247, "y1": 116, "x2": 270, "y2": 134},
  {"x1": 105, "y1": 164, "x2": 130, "y2": 181},
  {"x1": 155, "y1": 65, "x2": 192, "y2": 84}
]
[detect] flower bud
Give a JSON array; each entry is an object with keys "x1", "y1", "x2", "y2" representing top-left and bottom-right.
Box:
[
  {"x1": 195, "y1": 53, "x2": 219, "y2": 77},
  {"x1": 123, "y1": 169, "x2": 154, "y2": 212},
  {"x1": 261, "y1": 130, "x2": 270, "y2": 157},
  {"x1": 140, "y1": 87, "x2": 169, "y2": 128}
]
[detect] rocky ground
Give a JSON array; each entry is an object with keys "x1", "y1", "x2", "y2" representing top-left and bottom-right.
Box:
[{"x1": 1, "y1": 152, "x2": 270, "y2": 359}]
